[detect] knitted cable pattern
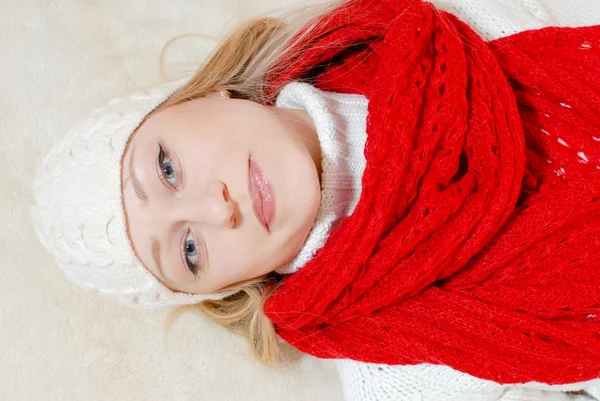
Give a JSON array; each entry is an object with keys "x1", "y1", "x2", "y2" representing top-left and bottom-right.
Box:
[{"x1": 263, "y1": 0, "x2": 600, "y2": 385}]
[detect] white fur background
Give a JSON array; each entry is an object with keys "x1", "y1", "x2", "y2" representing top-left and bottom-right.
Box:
[
  {"x1": 0, "y1": 1, "x2": 343, "y2": 400},
  {"x1": 3, "y1": 0, "x2": 600, "y2": 400}
]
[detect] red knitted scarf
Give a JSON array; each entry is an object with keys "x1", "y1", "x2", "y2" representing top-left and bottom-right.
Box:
[{"x1": 263, "y1": 0, "x2": 600, "y2": 385}]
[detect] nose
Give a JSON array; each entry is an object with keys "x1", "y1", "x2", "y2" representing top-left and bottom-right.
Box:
[{"x1": 185, "y1": 180, "x2": 236, "y2": 228}]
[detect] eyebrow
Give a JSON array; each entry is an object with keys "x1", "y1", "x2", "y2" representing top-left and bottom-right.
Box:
[
  {"x1": 129, "y1": 149, "x2": 149, "y2": 204},
  {"x1": 151, "y1": 236, "x2": 169, "y2": 284}
]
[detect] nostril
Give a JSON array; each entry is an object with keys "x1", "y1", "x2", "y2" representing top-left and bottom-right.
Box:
[
  {"x1": 220, "y1": 183, "x2": 236, "y2": 228},
  {"x1": 221, "y1": 183, "x2": 229, "y2": 202}
]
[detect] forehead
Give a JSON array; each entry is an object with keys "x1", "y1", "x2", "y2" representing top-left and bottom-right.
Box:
[
  {"x1": 138, "y1": 97, "x2": 263, "y2": 134},
  {"x1": 122, "y1": 96, "x2": 265, "y2": 169},
  {"x1": 129, "y1": 101, "x2": 197, "y2": 143},
  {"x1": 121, "y1": 100, "x2": 188, "y2": 170}
]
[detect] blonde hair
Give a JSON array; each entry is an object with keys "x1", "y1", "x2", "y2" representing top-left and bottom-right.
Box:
[{"x1": 159, "y1": 1, "x2": 346, "y2": 365}]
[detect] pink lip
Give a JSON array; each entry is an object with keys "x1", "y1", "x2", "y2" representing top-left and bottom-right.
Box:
[{"x1": 248, "y1": 157, "x2": 275, "y2": 231}]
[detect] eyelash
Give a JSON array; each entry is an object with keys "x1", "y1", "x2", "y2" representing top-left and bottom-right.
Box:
[
  {"x1": 183, "y1": 230, "x2": 199, "y2": 276},
  {"x1": 157, "y1": 144, "x2": 201, "y2": 276},
  {"x1": 157, "y1": 145, "x2": 178, "y2": 189}
]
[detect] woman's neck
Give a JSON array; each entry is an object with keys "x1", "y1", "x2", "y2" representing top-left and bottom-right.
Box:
[{"x1": 272, "y1": 107, "x2": 322, "y2": 182}]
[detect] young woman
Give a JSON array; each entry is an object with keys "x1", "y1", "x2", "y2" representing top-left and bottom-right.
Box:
[{"x1": 31, "y1": 0, "x2": 600, "y2": 399}]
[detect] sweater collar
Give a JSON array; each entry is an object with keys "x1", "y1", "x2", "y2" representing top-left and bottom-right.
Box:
[{"x1": 274, "y1": 82, "x2": 369, "y2": 274}]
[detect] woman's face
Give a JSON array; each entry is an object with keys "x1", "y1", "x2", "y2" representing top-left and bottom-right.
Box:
[{"x1": 121, "y1": 94, "x2": 321, "y2": 294}]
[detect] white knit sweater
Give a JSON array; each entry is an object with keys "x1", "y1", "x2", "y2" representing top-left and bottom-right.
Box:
[
  {"x1": 273, "y1": 1, "x2": 600, "y2": 400},
  {"x1": 275, "y1": 82, "x2": 368, "y2": 274}
]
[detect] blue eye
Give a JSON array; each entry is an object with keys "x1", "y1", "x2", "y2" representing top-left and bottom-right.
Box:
[
  {"x1": 158, "y1": 145, "x2": 177, "y2": 187},
  {"x1": 183, "y1": 230, "x2": 199, "y2": 275}
]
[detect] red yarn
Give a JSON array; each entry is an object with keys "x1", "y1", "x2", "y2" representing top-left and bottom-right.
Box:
[{"x1": 263, "y1": 0, "x2": 600, "y2": 385}]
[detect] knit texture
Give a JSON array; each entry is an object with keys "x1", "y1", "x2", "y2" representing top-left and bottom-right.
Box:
[
  {"x1": 263, "y1": 0, "x2": 600, "y2": 385},
  {"x1": 335, "y1": 360, "x2": 600, "y2": 401},
  {"x1": 30, "y1": 76, "x2": 238, "y2": 308},
  {"x1": 274, "y1": 79, "x2": 600, "y2": 401},
  {"x1": 276, "y1": 79, "x2": 600, "y2": 401},
  {"x1": 274, "y1": 82, "x2": 368, "y2": 274},
  {"x1": 433, "y1": 0, "x2": 553, "y2": 41}
]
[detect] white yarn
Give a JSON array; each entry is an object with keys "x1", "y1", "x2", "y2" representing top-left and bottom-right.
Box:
[
  {"x1": 31, "y1": 75, "x2": 237, "y2": 308},
  {"x1": 274, "y1": 82, "x2": 368, "y2": 274},
  {"x1": 336, "y1": 361, "x2": 600, "y2": 401},
  {"x1": 429, "y1": 0, "x2": 553, "y2": 41},
  {"x1": 430, "y1": 0, "x2": 600, "y2": 42}
]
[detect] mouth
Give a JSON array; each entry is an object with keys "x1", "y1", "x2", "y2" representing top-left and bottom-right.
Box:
[{"x1": 248, "y1": 156, "x2": 275, "y2": 232}]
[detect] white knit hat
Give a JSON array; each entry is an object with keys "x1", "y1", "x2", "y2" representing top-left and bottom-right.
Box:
[{"x1": 30, "y1": 77, "x2": 237, "y2": 308}]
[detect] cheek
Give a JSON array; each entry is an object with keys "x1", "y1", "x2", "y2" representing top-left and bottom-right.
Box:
[
  {"x1": 181, "y1": 136, "x2": 242, "y2": 179},
  {"x1": 275, "y1": 181, "x2": 321, "y2": 267},
  {"x1": 277, "y1": 211, "x2": 317, "y2": 263},
  {"x1": 205, "y1": 232, "x2": 276, "y2": 284}
]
